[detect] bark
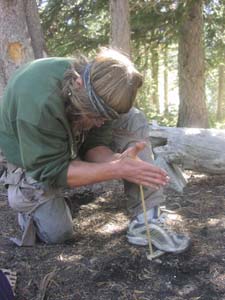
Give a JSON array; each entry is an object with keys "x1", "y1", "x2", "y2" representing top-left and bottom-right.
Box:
[
  {"x1": 177, "y1": 0, "x2": 208, "y2": 128},
  {"x1": 110, "y1": 0, "x2": 131, "y2": 57},
  {"x1": 151, "y1": 48, "x2": 159, "y2": 112},
  {"x1": 216, "y1": 64, "x2": 225, "y2": 121},
  {"x1": 24, "y1": 0, "x2": 45, "y2": 59},
  {"x1": 0, "y1": 0, "x2": 44, "y2": 100},
  {"x1": 149, "y1": 125, "x2": 225, "y2": 192},
  {"x1": 163, "y1": 46, "x2": 169, "y2": 114}
]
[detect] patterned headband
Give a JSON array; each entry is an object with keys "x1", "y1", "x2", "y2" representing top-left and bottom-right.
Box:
[{"x1": 82, "y1": 64, "x2": 119, "y2": 120}]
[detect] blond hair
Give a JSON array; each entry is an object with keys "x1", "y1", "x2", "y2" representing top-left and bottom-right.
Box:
[
  {"x1": 91, "y1": 48, "x2": 143, "y2": 114},
  {"x1": 62, "y1": 48, "x2": 143, "y2": 120}
]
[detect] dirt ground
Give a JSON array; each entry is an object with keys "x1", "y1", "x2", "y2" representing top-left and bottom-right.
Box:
[{"x1": 0, "y1": 173, "x2": 225, "y2": 300}]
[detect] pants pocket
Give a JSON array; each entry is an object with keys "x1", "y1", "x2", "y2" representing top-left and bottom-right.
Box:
[{"x1": 7, "y1": 184, "x2": 38, "y2": 213}]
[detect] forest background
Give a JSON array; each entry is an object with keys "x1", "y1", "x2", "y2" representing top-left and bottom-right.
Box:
[
  {"x1": 38, "y1": 0, "x2": 225, "y2": 129},
  {"x1": 0, "y1": 0, "x2": 224, "y2": 130}
]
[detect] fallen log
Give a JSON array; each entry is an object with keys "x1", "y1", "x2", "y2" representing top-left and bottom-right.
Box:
[{"x1": 149, "y1": 124, "x2": 225, "y2": 192}]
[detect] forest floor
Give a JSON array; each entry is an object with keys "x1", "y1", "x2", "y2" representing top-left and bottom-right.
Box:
[{"x1": 0, "y1": 172, "x2": 225, "y2": 300}]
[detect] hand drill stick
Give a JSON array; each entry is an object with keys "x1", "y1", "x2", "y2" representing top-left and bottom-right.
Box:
[{"x1": 139, "y1": 185, "x2": 164, "y2": 260}]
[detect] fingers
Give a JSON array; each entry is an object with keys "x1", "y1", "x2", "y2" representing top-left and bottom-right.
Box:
[
  {"x1": 120, "y1": 157, "x2": 169, "y2": 188},
  {"x1": 122, "y1": 141, "x2": 147, "y2": 160},
  {"x1": 126, "y1": 173, "x2": 169, "y2": 190},
  {"x1": 130, "y1": 158, "x2": 168, "y2": 178},
  {"x1": 125, "y1": 178, "x2": 163, "y2": 190},
  {"x1": 130, "y1": 141, "x2": 147, "y2": 157},
  {"x1": 140, "y1": 172, "x2": 169, "y2": 187},
  {"x1": 135, "y1": 170, "x2": 169, "y2": 186}
]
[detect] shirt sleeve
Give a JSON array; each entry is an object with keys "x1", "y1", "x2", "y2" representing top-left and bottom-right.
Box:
[
  {"x1": 79, "y1": 121, "x2": 113, "y2": 157},
  {"x1": 16, "y1": 119, "x2": 71, "y2": 188}
]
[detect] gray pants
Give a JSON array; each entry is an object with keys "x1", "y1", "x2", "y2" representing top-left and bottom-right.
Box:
[{"x1": 4, "y1": 108, "x2": 165, "y2": 246}]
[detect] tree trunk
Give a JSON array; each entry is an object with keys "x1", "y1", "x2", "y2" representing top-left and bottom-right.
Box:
[
  {"x1": 25, "y1": 0, "x2": 45, "y2": 59},
  {"x1": 216, "y1": 64, "x2": 225, "y2": 121},
  {"x1": 151, "y1": 47, "x2": 159, "y2": 112},
  {"x1": 0, "y1": 0, "x2": 44, "y2": 100},
  {"x1": 110, "y1": 0, "x2": 131, "y2": 57},
  {"x1": 149, "y1": 125, "x2": 225, "y2": 192},
  {"x1": 177, "y1": 0, "x2": 208, "y2": 128},
  {"x1": 163, "y1": 46, "x2": 169, "y2": 114}
]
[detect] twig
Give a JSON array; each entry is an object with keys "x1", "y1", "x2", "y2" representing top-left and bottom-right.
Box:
[
  {"x1": 139, "y1": 185, "x2": 153, "y2": 258},
  {"x1": 37, "y1": 267, "x2": 57, "y2": 300}
]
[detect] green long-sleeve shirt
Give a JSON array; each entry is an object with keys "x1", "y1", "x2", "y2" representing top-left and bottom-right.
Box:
[{"x1": 0, "y1": 57, "x2": 112, "y2": 188}]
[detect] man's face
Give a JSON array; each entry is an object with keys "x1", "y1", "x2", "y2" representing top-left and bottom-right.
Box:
[{"x1": 78, "y1": 114, "x2": 107, "y2": 131}]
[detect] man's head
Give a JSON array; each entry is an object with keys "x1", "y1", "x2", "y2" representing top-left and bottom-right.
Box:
[
  {"x1": 89, "y1": 48, "x2": 143, "y2": 116},
  {"x1": 63, "y1": 48, "x2": 143, "y2": 128}
]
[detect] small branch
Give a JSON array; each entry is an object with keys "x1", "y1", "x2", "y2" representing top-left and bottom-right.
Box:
[{"x1": 37, "y1": 267, "x2": 57, "y2": 300}]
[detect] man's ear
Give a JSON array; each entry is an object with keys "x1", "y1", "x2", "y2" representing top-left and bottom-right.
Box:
[{"x1": 75, "y1": 76, "x2": 83, "y2": 89}]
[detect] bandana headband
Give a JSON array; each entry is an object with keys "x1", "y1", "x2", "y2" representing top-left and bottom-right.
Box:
[{"x1": 82, "y1": 64, "x2": 119, "y2": 120}]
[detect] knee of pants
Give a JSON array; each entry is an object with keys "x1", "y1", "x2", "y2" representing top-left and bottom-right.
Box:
[
  {"x1": 36, "y1": 220, "x2": 74, "y2": 244},
  {"x1": 33, "y1": 198, "x2": 75, "y2": 244},
  {"x1": 129, "y1": 109, "x2": 149, "y2": 133},
  {"x1": 123, "y1": 108, "x2": 148, "y2": 131}
]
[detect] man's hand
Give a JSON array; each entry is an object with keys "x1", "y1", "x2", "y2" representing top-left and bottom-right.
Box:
[
  {"x1": 67, "y1": 142, "x2": 168, "y2": 189},
  {"x1": 116, "y1": 142, "x2": 169, "y2": 190},
  {"x1": 119, "y1": 141, "x2": 147, "y2": 160}
]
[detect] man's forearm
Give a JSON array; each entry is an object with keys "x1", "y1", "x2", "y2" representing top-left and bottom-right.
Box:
[{"x1": 67, "y1": 159, "x2": 120, "y2": 187}]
